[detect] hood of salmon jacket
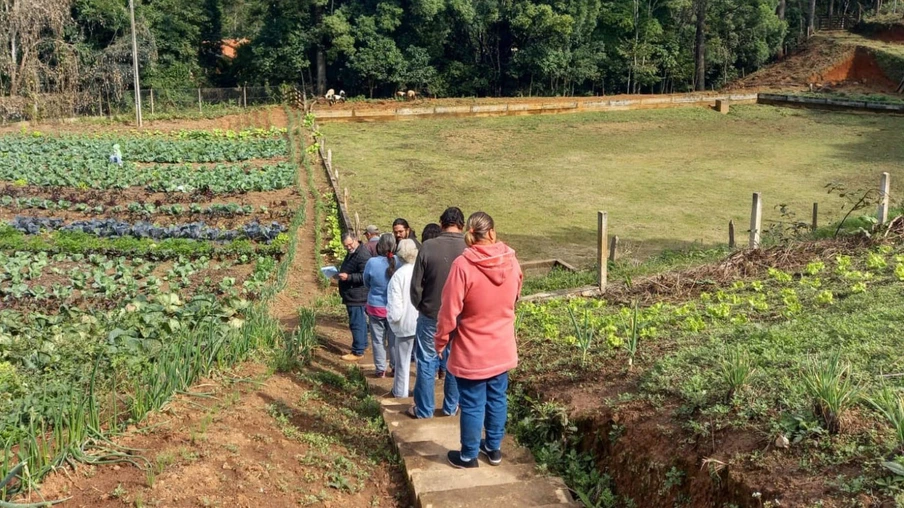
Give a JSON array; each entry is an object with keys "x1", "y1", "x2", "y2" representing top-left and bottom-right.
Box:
[{"x1": 462, "y1": 242, "x2": 517, "y2": 286}]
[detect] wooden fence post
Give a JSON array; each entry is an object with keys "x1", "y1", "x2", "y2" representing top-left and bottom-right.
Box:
[
  {"x1": 728, "y1": 220, "x2": 735, "y2": 249},
  {"x1": 811, "y1": 203, "x2": 818, "y2": 231},
  {"x1": 608, "y1": 235, "x2": 618, "y2": 263},
  {"x1": 198, "y1": 88, "x2": 202, "y2": 114},
  {"x1": 878, "y1": 172, "x2": 891, "y2": 225},
  {"x1": 749, "y1": 192, "x2": 762, "y2": 249},
  {"x1": 149, "y1": 89, "x2": 154, "y2": 115},
  {"x1": 243, "y1": 86, "x2": 247, "y2": 108},
  {"x1": 597, "y1": 211, "x2": 608, "y2": 293}
]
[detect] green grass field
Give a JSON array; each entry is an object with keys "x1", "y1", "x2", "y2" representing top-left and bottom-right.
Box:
[{"x1": 322, "y1": 105, "x2": 903, "y2": 266}]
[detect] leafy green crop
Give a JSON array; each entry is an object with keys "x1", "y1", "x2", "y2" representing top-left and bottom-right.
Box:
[
  {"x1": 1, "y1": 134, "x2": 286, "y2": 164},
  {"x1": 0, "y1": 159, "x2": 295, "y2": 192}
]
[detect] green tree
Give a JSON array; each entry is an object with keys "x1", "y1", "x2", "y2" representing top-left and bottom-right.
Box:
[{"x1": 348, "y1": 15, "x2": 405, "y2": 97}]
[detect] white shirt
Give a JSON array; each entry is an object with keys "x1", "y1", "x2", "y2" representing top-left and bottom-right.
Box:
[{"x1": 386, "y1": 263, "x2": 418, "y2": 337}]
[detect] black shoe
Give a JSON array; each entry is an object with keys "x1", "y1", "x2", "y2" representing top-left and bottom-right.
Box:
[
  {"x1": 479, "y1": 440, "x2": 502, "y2": 466},
  {"x1": 447, "y1": 450, "x2": 478, "y2": 469}
]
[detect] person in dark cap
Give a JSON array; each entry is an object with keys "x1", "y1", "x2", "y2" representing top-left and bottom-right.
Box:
[{"x1": 364, "y1": 225, "x2": 381, "y2": 255}]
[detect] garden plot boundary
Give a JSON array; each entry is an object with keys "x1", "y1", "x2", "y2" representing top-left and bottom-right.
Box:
[
  {"x1": 758, "y1": 93, "x2": 904, "y2": 113},
  {"x1": 313, "y1": 92, "x2": 758, "y2": 122}
]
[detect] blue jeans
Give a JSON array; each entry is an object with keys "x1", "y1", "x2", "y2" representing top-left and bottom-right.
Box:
[
  {"x1": 347, "y1": 306, "x2": 368, "y2": 355},
  {"x1": 457, "y1": 372, "x2": 509, "y2": 461},
  {"x1": 367, "y1": 315, "x2": 391, "y2": 373},
  {"x1": 413, "y1": 315, "x2": 459, "y2": 418}
]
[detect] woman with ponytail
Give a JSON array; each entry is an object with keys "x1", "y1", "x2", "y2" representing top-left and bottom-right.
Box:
[
  {"x1": 363, "y1": 233, "x2": 399, "y2": 377},
  {"x1": 435, "y1": 212, "x2": 523, "y2": 468}
]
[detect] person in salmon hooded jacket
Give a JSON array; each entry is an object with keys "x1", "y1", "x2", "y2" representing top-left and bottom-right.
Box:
[{"x1": 435, "y1": 211, "x2": 523, "y2": 469}]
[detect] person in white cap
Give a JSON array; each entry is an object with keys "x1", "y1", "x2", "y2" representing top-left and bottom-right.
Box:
[{"x1": 364, "y1": 225, "x2": 380, "y2": 255}]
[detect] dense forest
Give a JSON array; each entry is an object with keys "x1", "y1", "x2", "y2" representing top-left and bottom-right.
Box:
[{"x1": 0, "y1": 0, "x2": 894, "y2": 101}]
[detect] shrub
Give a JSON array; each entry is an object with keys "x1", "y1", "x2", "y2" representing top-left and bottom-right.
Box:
[
  {"x1": 720, "y1": 349, "x2": 757, "y2": 400},
  {"x1": 867, "y1": 386, "x2": 904, "y2": 450},
  {"x1": 566, "y1": 306, "x2": 595, "y2": 367},
  {"x1": 801, "y1": 354, "x2": 861, "y2": 434}
]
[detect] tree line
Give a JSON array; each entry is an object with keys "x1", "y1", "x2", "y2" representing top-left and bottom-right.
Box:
[{"x1": 0, "y1": 0, "x2": 891, "y2": 102}]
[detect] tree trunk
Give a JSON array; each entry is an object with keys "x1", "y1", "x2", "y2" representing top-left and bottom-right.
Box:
[
  {"x1": 808, "y1": 0, "x2": 817, "y2": 36},
  {"x1": 313, "y1": 2, "x2": 326, "y2": 95},
  {"x1": 777, "y1": 0, "x2": 786, "y2": 59},
  {"x1": 10, "y1": 36, "x2": 17, "y2": 94},
  {"x1": 316, "y1": 49, "x2": 326, "y2": 95},
  {"x1": 694, "y1": 0, "x2": 707, "y2": 92}
]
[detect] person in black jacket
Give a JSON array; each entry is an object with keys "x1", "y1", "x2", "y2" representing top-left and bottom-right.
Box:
[{"x1": 337, "y1": 231, "x2": 372, "y2": 361}]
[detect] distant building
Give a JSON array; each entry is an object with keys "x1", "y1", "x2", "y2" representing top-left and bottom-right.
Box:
[{"x1": 221, "y1": 39, "x2": 249, "y2": 59}]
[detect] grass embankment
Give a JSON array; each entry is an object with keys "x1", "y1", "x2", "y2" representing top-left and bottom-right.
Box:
[
  {"x1": 322, "y1": 106, "x2": 903, "y2": 265},
  {"x1": 512, "y1": 234, "x2": 904, "y2": 506}
]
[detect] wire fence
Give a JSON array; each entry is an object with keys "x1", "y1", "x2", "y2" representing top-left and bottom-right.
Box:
[{"x1": 0, "y1": 87, "x2": 287, "y2": 124}]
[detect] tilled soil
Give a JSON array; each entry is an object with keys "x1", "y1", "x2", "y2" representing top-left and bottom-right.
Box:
[{"x1": 0, "y1": 186, "x2": 300, "y2": 230}]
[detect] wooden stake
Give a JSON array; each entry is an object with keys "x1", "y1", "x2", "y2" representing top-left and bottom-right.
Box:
[
  {"x1": 149, "y1": 88, "x2": 154, "y2": 115},
  {"x1": 597, "y1": 211, "x2": 608, "y2": 293},
  {"x1": 608, "y1": 235, "x2": 618, "y2": 263},
  {"x1": 749, "y1": 192, "x2": 762, "y2": 249},
  {"x1": 344, "y1": 187, "x2": 349, "y2": 211},
  {"x1": 811, "y1": 203, "x2": 818, "y2": 231},
  {"x1": 878, "y1": 172, "x2": 891, "y2": 225},
  {"x1": 728, "y1": 220, "x2": 736, "y2": 249},
  {"x1": 198, "y1": 88, "x2": 202, "y2": 114},
  {"x1": 355, "y1": 212, "x2": 361, "y2": 238},
  {"x1": 243, "y1": 86, "x2": 247, "y2": 108}
]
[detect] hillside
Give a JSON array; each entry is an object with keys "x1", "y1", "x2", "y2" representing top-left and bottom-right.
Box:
[{"x1": 732, "y1": 30, "x2": 904, "y2": 93}]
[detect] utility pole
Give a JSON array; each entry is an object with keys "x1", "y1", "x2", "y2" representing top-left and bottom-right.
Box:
[{"x1": 129, "y1": 0, "x2": 143, "y2": 127}]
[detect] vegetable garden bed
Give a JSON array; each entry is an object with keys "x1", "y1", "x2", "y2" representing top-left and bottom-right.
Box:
[
  {"x1": 0, "y1": 126, "x2": 303, "y2": 500},
  {"x1": 513, "y1": 232, "x2": 904, "y2": 506}
]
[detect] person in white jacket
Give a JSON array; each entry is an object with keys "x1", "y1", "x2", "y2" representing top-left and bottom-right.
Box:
[{"x1": 387, "y1": 239, "x2": 419, "y2": 398}]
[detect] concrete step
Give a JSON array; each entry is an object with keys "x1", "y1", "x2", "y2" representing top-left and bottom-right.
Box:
[
  {"x1": 419, "y1": 477, "x2": 576, "y2": 507},
  {"x1": 411, "y1": 463, "x2": 539, "y2": 494},
  {"x1": 353, "y1": 347, "x2": 577, "y2": 507},
  {"x1": 399, "y1": 440, "x2": 534, "y2": 475},
  {"x1": 396, "y1": 436, "x2": 535, "y2": 468},
  {"x1": 391, "y1": 417, "x2": 462, "y2": 450}
]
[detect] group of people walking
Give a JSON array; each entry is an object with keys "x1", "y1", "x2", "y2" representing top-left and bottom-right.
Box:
[{"x1": 332, "y1": 207, "x2": 523, "y2": 469}]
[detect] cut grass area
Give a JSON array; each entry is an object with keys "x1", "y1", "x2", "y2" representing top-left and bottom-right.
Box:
[{"x1": 323, "y1": 105, "x2": 904, "y2": 266}]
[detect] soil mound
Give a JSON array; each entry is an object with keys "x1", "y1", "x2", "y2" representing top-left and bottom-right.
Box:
[
  {"x1": 814, "y1": 46, "x2": 899, "y2": 90},
  {"x1": 731, "y1": 33, "x2": 900, "y2": 93}
]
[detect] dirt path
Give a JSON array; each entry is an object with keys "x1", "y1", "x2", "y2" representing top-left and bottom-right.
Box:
[
  {"x1": 22, "y1": 110, "x2": 410, "y2": 507},
  {"x1": 268, "y1": 115, "x2": 323, "y2": 330}
]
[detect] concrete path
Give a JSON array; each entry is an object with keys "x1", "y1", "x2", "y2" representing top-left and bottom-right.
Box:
[{"x1": 355, "y1": 351, "x2": 579, "y2": 508}]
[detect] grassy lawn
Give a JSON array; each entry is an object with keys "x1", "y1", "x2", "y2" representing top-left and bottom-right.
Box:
[{"x1": 322, "y1": 105, "x2": 903, "y2": 266}]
